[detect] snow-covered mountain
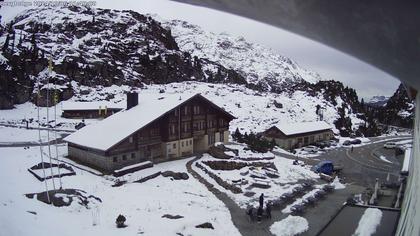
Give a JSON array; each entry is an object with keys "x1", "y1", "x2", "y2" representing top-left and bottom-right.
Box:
[
  {"x1": 163, "y1": 19, "x2": 322, "y2": 91},
  {"x1": 366, "y1": 95, "x2": 389, "y2": 107}
]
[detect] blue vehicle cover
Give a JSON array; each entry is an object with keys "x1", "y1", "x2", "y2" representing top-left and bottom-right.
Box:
[{"x1": 311, "y1": 160, "x2": 334, "y2": 175}]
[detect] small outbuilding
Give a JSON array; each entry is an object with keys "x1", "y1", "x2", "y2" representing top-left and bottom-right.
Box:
[
  {"x1": 263, "y1": 121, "x2": 333, "y2": 150},
  {"x1": 61, "y1": 101, "x2": 124, "y2": 119}
]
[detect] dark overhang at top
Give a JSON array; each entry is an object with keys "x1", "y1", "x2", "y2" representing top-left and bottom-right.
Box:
[{"x1": 173, "y1": 0, "x2": 420, "y2": 91}]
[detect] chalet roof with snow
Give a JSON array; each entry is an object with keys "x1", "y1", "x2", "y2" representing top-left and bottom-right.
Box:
[
  {"x1": 64, "y1": 93, "x2": 234, "y2": 151},
  {"x1": 271, "y1": 121, "x2": 332, "y2": 137},
  {"x1": 62, "y1": 101, "x2": 125, "y2": 111}
]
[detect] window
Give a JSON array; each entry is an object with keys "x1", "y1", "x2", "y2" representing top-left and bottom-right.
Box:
[
  {"x1": 122, "y1": 155, "x2": 127, "y2": 161},
  {"x1": 183, "y1": 122, "x2": 190, "y2": 133},
  {"x1": 173, "y1": 143, "x2": 176, "y2": 149},
  {"x1": 174, "y1": 109, "x2": 178, "y2": 117},
  {"x1": 131, "y1": 153, "x2": 136, "y2": 159},
  {"x1": 193, "y1": 105, "x2": 200, "y2": 114},
  {"x1": 208, "y1": 133, "x2": 215, "y2": 145},
  {"x1": 129, "y1": 136, "x2": 133, "y2": 143},
  {"x1": 184, "y1": 106, "x2": 189, "y2": 115},
  {"x1": 182, "y1": 141, "x2": 184, "y2": 147},
  {"x1": 170, "y1": 125, "x2": 176, "y2": 135},
  {"x1": 208, "y1": 120, "x2": 216, "y2": 129},
  {"x1": 190, "y1": 140, "x2": 192, "y2": 145},
  {"x1": 113, "y1": 156, "x2": 118, "y2": 162},
  {"x1": 220, "y1": 133, "x2": 224, "y2": 142},
  {"x1": 150, "y1": 128, "x2": 159, "y2": 136},
  {"x1": 186, "y1": 140, "x2": 189, "y2": 146}
]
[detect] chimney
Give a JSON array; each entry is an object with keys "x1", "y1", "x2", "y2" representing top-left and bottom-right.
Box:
[{"x1": 126, "y1": 92, "x2": 138, "y2": 110}]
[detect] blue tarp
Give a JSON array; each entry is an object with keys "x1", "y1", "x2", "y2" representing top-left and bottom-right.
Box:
[{"x1": 312, "y1": 160, "x2": 334, "y2": 175}]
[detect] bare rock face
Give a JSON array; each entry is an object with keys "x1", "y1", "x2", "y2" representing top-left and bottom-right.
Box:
[
  {"x1": 195, "y1": 222, "x2": 214, "y2": 229},
  {"x1": 161, "y1": 171, "x2": 189, "y2": 180}
]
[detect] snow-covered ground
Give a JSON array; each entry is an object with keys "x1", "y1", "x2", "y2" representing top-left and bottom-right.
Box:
[
  {"x1": 0, "y1": 126, "x2": 68, "y2": 144},
  {"x1": 353, "y1": 208, "x2": 383, "y2": 236},
  {"x1": 0, "y1": 128, "x2": 241, "y2": 236},
  {"x1": 379, "y1": 156, "x2": 393, "y2": 164},
  {"x1": 270, "y1": 215, "x2": 309, "y2": 236}
]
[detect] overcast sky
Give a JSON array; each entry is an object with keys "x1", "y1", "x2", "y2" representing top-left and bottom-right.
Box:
[{"x1": 1, "y1": 0, "x2": 401, "y2": 99}]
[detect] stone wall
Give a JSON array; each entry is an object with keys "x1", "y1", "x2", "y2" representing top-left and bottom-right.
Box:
[{"x1": 195, "y1": 162, "x2": 242, "y2": 194}]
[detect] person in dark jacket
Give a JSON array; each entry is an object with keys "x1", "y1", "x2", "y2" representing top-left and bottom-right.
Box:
[{"x1": 259, "y1": 193, "x2": 264, "y2": 209}]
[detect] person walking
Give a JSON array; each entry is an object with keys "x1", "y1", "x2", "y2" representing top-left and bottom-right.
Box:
[
  {"x1": 259, "y1": 193, "x2": 264, "y2": 209},
  {"x1": 351, "y1": 145, "x2": 354, "y2": 153}
]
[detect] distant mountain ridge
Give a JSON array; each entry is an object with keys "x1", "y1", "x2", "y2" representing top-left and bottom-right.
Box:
[{"x1": 366, "y1": 95, "x2": 389, "y2": 107}]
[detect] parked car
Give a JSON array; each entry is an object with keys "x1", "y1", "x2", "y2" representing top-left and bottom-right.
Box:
[
  {"x1": 350, "y1": 139, "x2": 362, "y2": 145},
  {"x1": 315, "y1": 141, "x2": 331, "y2": 149},
  {"x1": 384, "y1": 142, "x2": 397, "y2": 149},
  {"x1": 301, "y1": 145, "x2": 319, "y2": 153},
  {"x1": 342, "y1": 140, "x2": 352, "y2": 146},
  {"x1": 329, "y1": 140, "x2": 338, "y2": 146}
]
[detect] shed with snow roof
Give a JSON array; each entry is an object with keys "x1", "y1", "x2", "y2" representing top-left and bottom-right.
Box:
[
  {"x1": 61, "y1": 101, "x2": 125, "y2": 119},
  {"x1": 64, "y1": 92, "x2": 235, "y2": 172},
  {"x1": 263, "y1": 121, "x2": 333, "y2": 150}
]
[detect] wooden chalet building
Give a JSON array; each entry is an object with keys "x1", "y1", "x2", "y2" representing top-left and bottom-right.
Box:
[
  {"x1": 64, "y1": 93, "x2": 235, "y2": 172},
  {"x1": 263, "y1": 121, "x2": 333, "y2": 150}
]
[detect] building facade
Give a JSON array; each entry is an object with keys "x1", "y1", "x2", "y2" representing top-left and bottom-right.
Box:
[
  {"x1": 263, "y1": 121, "x2": 333, "y2": 150},
  {"x1": 65, "y1": 93, "x2": 234, "y2": 172}
]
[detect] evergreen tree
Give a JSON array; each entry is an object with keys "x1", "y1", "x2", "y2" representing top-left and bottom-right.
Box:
[
  {"x1": 2, "y1": 33, "x2": 9, "y2": 52},
  {"x1": 270, "y1": 138, "x2": 277, "y2": 149},
  {"x1": 232, "y1": 128, "x2": 243, "y2": 143}
]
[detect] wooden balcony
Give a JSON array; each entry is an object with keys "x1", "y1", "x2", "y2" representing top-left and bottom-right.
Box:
[
  {"x1": 192, "y1": 114, "x2": 205, "y2": 120},
  {"x1": 181, "y1": 116, "x2": 192, "y2": 122},
  {"x1": 138, "y1": 136, "x2": 162, "y2": 146},
  {"x1": 193, "y1": 130, "x2": 205, "y2": 137},
  {"x1": 181, "y1": 132, "x2": 193, "y2": 139}
]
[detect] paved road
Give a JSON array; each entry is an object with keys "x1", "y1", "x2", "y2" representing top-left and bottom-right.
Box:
[
  {"x1": 273, "y1": 136, "x2": 411, "y2": 187},
  {"x1": 318, "y1": 137, "x2": 411, "y2": 187}
]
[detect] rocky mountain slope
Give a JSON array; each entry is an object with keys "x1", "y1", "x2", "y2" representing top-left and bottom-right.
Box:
[
  {"x1": 163, "y1": 19, "x2": 322, "y2": 92},
  {"x1": 375, "y1": 84, "x2": 414, "y2": 128},
  {"x1": 0, "y1": 6, "x2": 246, "y2": 108}
]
